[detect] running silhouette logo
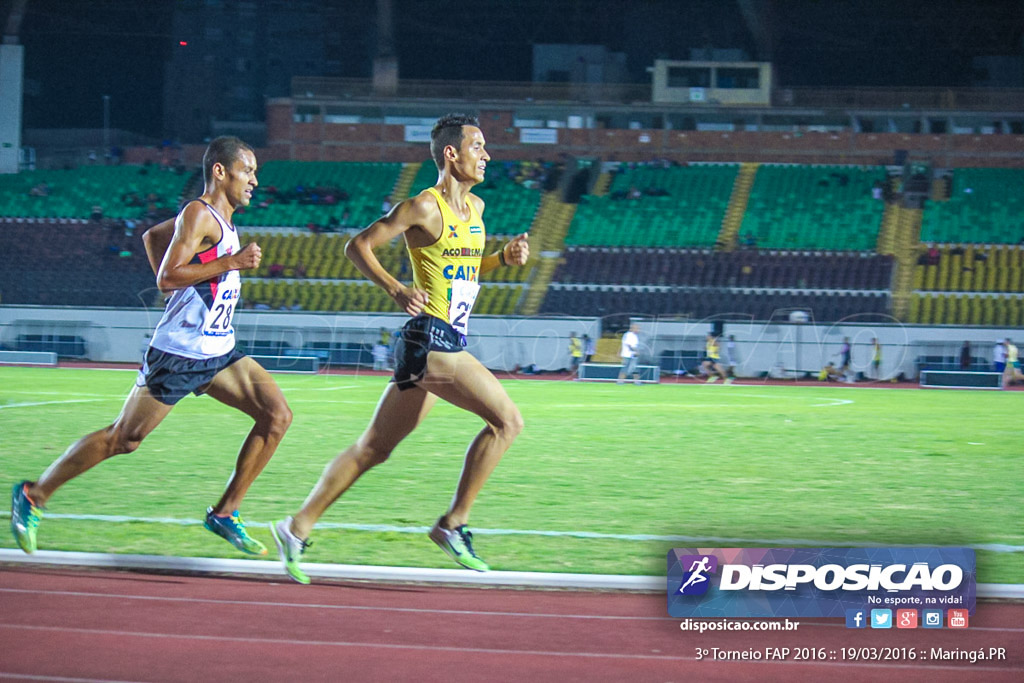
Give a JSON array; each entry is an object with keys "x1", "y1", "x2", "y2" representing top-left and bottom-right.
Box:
[
  {"x1": 667, "y1": 547, "x2": 976, "y2": 619},
  {"x1": 676, "y1": 554, "x2": 718, "y2": 595}
]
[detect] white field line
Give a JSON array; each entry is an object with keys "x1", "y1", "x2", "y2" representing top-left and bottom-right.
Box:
[{"x1": 0, "y1": 511, "x2": 1020, "y2": 553}]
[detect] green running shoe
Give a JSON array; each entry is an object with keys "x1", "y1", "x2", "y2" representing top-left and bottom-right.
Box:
[
  {"x1": 204, "y1": 507, "x2": 267, "y2": 555},
  {"x1": 270, "y1": 517, "x2": 311, "y2": 585},
  {"x1": 10, "y1": 481, "x2": 42, "y2": 554},
  {"x1": 429, "y1": 519, "x2": 490, "y2": 572}
]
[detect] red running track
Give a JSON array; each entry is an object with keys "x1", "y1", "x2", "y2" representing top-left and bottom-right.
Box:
[{"x1": 0, "y1": 566, "x2": 1021, "y2": 682}]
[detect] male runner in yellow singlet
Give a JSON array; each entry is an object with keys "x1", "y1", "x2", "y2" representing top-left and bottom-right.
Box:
[{"x1": 271, "y1": 114, "x2": 529, "y2": 582}]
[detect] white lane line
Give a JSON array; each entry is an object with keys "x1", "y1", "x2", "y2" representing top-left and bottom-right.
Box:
[
  {"x1": 1, "y1": 512, "x2": 1019, "y2": 553},
  {"x1": 1, "y1": 587, "x2": 1021, "y2": 633},
  {"x1": 0, "y1": 399, "x2": 111, "y2": 411},
  {"x1": 0, "y1": 587, "x2": 667, "y2": 621},
  {"x1": 0, "y1": 674, "x2": 140, "y2": 683},
  {"x1": 0, "y1": 624, "x2": 1021, "y2": 673}
]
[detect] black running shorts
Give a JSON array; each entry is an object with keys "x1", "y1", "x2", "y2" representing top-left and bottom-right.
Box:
[
  {"x1": 393, "y1": 314, "x2": 466, "y2": 391},
  {"x1": 136, "y1": 346, "x2": 246, "y2": 405}
]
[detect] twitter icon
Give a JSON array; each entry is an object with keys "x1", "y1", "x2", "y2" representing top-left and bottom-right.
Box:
[{"x1": 870, "y1": 609, "x2": 892, "y2": 629}]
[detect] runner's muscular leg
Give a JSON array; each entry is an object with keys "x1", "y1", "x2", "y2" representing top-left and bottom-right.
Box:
[
  {"x1": 203, "y1": 357, "x2": 292, "y2": 514},
  {"x1": 29, "y1": 384, "x2": 174, "y2": 505},
  {"x1": 290, "y1": 382, "x2": 437, "y2": 539},
  {"x1": 420, "y1": 350, "x2": 524, "y2": 529}
]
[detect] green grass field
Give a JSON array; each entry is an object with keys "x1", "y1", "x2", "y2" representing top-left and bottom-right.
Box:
[{"x1": 1, "y1": 367, "x2": 1021, "y2": 583}]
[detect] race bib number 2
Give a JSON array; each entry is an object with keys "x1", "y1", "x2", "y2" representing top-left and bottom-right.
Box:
[
  {"x1": 449, "y1": 278, "x2": 480, "y2": 336},
  {"x1": 203, "y1": 284, "x2": 240, "y2": 337}
]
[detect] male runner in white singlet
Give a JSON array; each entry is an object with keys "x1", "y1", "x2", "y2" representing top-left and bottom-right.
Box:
[{"x1": 11, "y1": 137, "x2": 291, "y2": 556}]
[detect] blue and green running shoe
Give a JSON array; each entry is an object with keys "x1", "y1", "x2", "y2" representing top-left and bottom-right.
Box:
[
  {"x1": 429, "y1": 519, "x2": 490, "y2": 572},
  {"x1": 10, "y1": 481, "x2": 42, "y2": 554},
  {"x1": 204, "y1": 507, "x2": 267, "y2": 555}
]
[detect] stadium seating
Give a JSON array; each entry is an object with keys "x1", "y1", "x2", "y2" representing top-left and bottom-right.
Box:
[
  {"x1": 554, "y1": 248, "x2": 893, "y2": 290},
  {"x1": 739, "y1": 164, "x2": 887, "y2": 250},
  {"x1": 242, "y1": 279, "x2": 522, "y2": 315},
  {"x1": 242, "y1": 232, "x2": 532, "y2": 284},
  {"x1": 0, "y1": 220, "x2": 157, "y2": 307},
  {"x1": 0, "y1": 165, "x2": 189, "y2": 220},
  {"x1": 913, "y1": 244, "x2": 1024, "y2": 293},
  {"x1": 407, "y1": 160, "x2": 544, "y2": 236},
  {"x1": 565, "y1": 164, "x2": 738, "y2": 247},
  {"x1": 233, "y1": 161, "x2": 402, "y2": 229},
  {"x1": 921, "y1": 168, "x2": 1024, "y2": 244},
  {"x1": 909, "y1": 293, "x2": 1023, "y2": 326},
  {"x1": 539, "y1": 286, "x2": 890, "y2": 322}
]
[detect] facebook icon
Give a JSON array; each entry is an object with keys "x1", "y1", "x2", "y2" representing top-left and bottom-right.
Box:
[{"x1": 845, "y1": 609, "x2": 867, "y2": 629}]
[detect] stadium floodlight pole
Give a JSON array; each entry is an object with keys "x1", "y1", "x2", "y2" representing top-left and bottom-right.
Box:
[{"x1": 102, "y1": 95, "x2": 110, "y2": 151}]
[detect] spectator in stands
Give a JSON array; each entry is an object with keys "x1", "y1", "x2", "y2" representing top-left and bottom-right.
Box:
[
  {"x1": 617, "y1": 324, "x2": 642, "y2": 385},
  {"x1": 568, "y1": 332, "x2": 583, "y2": 377},
  {"x1": 90, "y1": 204, "x2": 104, "y2": 222},
  {"x1": 818, "y1": 362, "x2": 844, "y2": 382},
  {"x1": 327, "y1": 215, "x2": 341, "y2": 232},
  {"x1": 340, "y1": 207, "x2": 351, "y2": 227},
  {"x1": 381, "y1": 195, "x2": 393, "y2": 215},
  {"x1": 871, "y1": 180, "x2": 884, "y2": 200},
  {"x1": 293, "y1": 261, "x2": 307, "y2": 279},
  {"x1": 724, "y1": 335, "x2": 738, "y2": 378},
  {"x1": 959, "y1": 341, "x2": 972, "y2": 370},
  {"x1": 583, "y1": 334, "x2": 596, "y2": 363},
  {"x1": 839, "y1": 337, "x2": 853, "y2": 381},
  {"x1": 992, "y1": 339, "x2": 1007, "y2": 374},
  {"x1": 1003, "y1": 339, "x2": 1022, "y2": 388},
  {"x1": 268, "y1": 262, "x2": 285, "y2": 278},
  {"x1": 871, "y1": 338, "x2": 882, "y2": 380},
  {"x1": 371, "y1": 341, "x2": 390, "y2": 371}
]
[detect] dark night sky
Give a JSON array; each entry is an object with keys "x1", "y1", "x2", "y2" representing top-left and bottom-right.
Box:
[{"x1": 12, "y1": 0, "x2": 1024, "y2": 138}]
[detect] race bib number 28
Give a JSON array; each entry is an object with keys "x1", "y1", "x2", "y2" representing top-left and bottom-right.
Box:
[
  {"x1": 203, "y1": 284, "x2": 240, "y2": 337},
  {"x1": 449, "y1": 278, "x2": 480, "y2": 336}
]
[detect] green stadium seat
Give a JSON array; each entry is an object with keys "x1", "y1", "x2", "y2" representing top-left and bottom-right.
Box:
[
  {"x1": 921, "y1": 168, "x2": 1024, "y2": 244},
  {"x1": 566, "y1": 164, "x2": 738, "y2": 248},
  {"x1": 739, "y1": 165, "x2": 886, "y2": 250}
]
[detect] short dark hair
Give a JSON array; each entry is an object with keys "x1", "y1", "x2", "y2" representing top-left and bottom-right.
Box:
[
  {"x1": 203, "y1": 136, "x2": 254, "y2": 185},
  {"x1": 430, "y1": 113, "x2": 479, "y2": 170}
]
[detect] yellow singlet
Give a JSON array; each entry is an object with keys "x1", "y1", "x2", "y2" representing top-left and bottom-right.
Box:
[
  {"x1": 706, "y1": 338, "x2": 720, "y2": 361},
  {"x1": 407, "y1": 187, "x2": 487, "y2": 332}
]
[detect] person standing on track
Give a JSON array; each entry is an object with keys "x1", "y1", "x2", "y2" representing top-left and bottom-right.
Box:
[
  {"x1": 271, "y1": 113, "x2": 529, "y2": 584},
  {"x1": 10, "y1": 137, "x2": 291, "y2": 557}
]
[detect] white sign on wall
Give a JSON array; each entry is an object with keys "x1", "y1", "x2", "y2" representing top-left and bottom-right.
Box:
[
  {"x1": 404, "y1": 125, "x2": 433, "y2": 143},
  {"x1": 519, "y1": 128, "x2": 558, "y2": 144}
]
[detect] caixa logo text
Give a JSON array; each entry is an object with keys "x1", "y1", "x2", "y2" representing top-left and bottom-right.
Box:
[{"x1": 716, "y1": 562, "x2": 964, "y2": 592}]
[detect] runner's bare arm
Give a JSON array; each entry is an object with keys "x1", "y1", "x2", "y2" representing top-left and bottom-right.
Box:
[
  {"x1": 142, "y1": 218, "x2": 175, "y2": 276},
  {"x1": 481, "y1": 233, "x2": 530, "y2": 275},
  {"x1": 156, "y1": 202, "x2": 261, "y2": 293},
  {"x1": 470, "y1": 195, "x2": 529, "y2": 275},
  {"x1": 345, "y1": 194, "x2": 437, "y2": 316}
]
